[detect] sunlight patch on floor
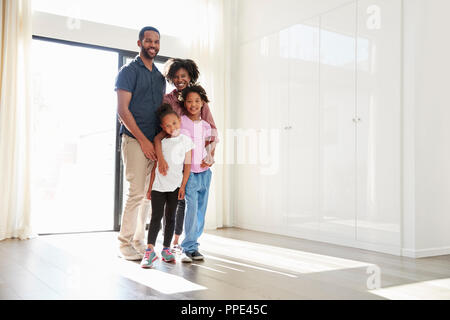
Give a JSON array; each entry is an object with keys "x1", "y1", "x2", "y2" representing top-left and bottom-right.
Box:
[
  {"x1": 205, "y1": 254, "x2": 298, "y2": 278},
  {"x1": 200, "y1": 233, "x2": 374, "y2": 274},
  {"x1": 191, "y1": 264, "x2": 226, "y2": 274},
  {"x1": 214, "y1": 264, "x2": 245, "y2": 272},
  {"x1": 114, "y1": 260, "x2": 207, "y2": 295},
  {"x1": 370, "y1": 278, "x2": 450, "y2": 300},
  {"x1": 39, "y1": 234, "x2": 207, "y2": 295}
]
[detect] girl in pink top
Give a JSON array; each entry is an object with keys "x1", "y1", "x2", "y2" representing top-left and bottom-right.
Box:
[{"x1": 177, "y1": 85, "x2": 215, "y2": 261}]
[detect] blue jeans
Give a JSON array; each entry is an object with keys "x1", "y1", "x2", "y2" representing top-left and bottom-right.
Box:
[{"x1": 181, "y1": 169, "x2": 212, "y2": 253}]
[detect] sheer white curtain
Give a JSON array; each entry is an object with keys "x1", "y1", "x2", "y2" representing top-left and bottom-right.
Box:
[
  {"x1": 0, "y1": 0, "x2": 35, "y2": 240},
  {"x1": 185, "y1": 0, "x2": 235, "y2": 229}
]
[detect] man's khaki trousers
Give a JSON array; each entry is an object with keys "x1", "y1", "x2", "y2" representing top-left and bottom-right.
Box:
[{"x1": 118, "y1": 134, "x2": 154, "y2": 248}]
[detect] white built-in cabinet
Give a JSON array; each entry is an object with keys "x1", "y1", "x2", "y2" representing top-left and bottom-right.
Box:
[{"x1": 234, "y1": 0, "x2": 402, "y2": 254}]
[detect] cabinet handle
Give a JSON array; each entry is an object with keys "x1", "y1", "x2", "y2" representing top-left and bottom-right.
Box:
[{"x1": 284, "y1": 126, "x2": 292, "y2": 130}]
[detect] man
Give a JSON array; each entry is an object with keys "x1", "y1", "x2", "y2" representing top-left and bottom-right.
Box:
[{"x1": 115, "y1": 26, "x2": 166, "y2": 260}]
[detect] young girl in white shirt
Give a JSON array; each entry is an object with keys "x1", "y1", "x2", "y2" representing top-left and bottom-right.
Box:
[{"x1": 140, "y1": 104, "x2": 194, "y2": 268}]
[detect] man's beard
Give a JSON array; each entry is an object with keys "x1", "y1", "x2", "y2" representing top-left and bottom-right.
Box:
[{"x1": 141, "y1": 47, "x2": 156, "y2": 60}]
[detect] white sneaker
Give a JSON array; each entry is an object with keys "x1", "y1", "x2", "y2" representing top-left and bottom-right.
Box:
[
  {"x1": 181, "y1": 252, "x2": 193, "y2": 263},
  {"x1": 132, "y1": 240, "x2": 147, "y2": 255},
  {"x1": 171, "y1": 244, "x2": 182, "y2": 254},
  {"x1": 119, "y1": 245, "x2": 143, "y2": 261}
]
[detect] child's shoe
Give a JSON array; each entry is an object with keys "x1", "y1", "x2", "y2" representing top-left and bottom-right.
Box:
[
  {"x1": 171, "y1": 244, "x2": 182, "y2": 254},
  {"x1": 191, "y1": 250, "x2": 204, "y2": 261},
  {"x1": 140, "y1": 249, "x2": 157, "y2": 268},
  {"x1": 181, "y1": 252, "x2": 193, "y2": 263},
  {"x1": 161, "y1": 248, "x2": 176, "y2": 263}
]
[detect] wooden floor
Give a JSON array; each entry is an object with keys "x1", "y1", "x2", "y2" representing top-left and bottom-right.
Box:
[{"x1": 0, "y1": 228, "x2": 449, "y2": 300}]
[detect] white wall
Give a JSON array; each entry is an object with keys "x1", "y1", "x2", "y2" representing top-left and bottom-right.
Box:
[
  {"x1": 237, "y1": 0, "x2": 353, "y2": 44},
  {"x1": 403, "y1": 0, "x2": 450, "y2": 257},
  {"x1": 32, "y1": 11, "x2": 189, "y2": 58}
]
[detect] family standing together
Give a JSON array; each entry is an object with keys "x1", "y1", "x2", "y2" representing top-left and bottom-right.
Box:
[{"x1": 115, "y1": 26, "x2": 217, "y2": 268}]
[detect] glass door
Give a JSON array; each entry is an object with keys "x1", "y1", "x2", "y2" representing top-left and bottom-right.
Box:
[{"x1": 31, "y1": 39, "x2": 120, "y2": 234}]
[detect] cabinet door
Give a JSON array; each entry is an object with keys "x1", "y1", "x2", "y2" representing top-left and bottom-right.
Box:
[
  {"x1": 319, "y1": 3, "x2": 357, "y2": 240},
  {"x1": 233, "y1": 40, "x2": 263, "y2": 229},
  {"x1": 356, "y1": 0, "x2": 401, "y2": 247},
  {"x1": 286, "y1": 18, "x2": 320, "y2": 235},
  {"x1": 258, "y1": 31, "x2": 289, "y2": 231}
]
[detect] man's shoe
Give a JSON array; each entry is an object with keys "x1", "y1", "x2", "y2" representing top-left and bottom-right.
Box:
[
  {"x1": 119, "y1": 245, "x2": 143, "y2": 261},
  {"x1": 132, "y1": 240, "x2": 147, "y2": 255}
]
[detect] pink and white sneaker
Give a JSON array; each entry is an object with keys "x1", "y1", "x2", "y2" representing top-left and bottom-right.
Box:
[
  {"x1": 161, "y1": 248, "x2": 176, "y2": 263},
  {"x1": 140, "y1": 249, "x2": 157, "y2": 268}
]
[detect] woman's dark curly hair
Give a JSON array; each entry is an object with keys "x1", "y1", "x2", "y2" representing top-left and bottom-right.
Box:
[
  {"x1": 155, "y1": 103, "x2": 179, "y2": 121},
  {"x1": 164, "y1": 58, "x2": 200, "y2": 85},
  {"x1": 181, "y1": 85, "x2": 209, "y2": 104}
]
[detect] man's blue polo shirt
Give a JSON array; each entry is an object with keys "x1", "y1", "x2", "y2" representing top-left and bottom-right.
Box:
[{"x1": 115, "y1": 55, "x2": 166, "y2": 142}]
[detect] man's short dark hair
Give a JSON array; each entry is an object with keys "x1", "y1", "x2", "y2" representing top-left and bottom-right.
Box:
[{"x1": 139, "y1": 26, "x2": 160, "y2": 41}]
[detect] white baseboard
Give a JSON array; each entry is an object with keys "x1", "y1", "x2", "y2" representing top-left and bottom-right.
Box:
[
  {"x1": 220, "y1": 224, "x2": 450, "y2": 258},
  {"x1": 402, "y1": 246, "x2": 450, "y2": 258},
  {"x1": 233, "y1": 223, "x2": 402, "y2": 256}
]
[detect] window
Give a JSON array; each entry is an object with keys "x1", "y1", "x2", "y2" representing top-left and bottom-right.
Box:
[{"x1": 31, "y1": 39, "x2": 119, "y2": 233}]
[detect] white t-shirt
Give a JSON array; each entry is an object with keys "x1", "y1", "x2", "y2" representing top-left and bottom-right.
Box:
[{"x1": 152, "y1": 134, "x2": 195, "y2": 192}]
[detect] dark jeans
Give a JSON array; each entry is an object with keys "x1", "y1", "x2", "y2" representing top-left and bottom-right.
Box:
[{"x1": 148, "y1": 188, "x2": 179, "y2": 248}]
